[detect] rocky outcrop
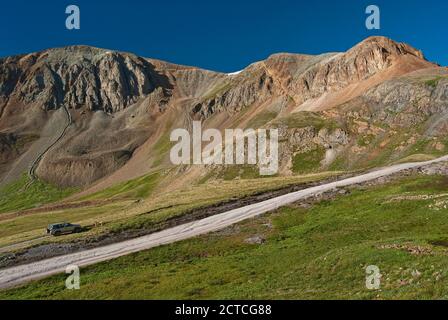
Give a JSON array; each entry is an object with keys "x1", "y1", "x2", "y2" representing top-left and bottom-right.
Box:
[
  {"x1": 0, "y1": 46, "x2": 172, "y2": 113},
  {"x1": 191, "y1": 67, "x2": 276, "y2": 117},
  {"x1": 271, "y1": 37, "x2": 429, "y2": 104},
  {"x1": 190, "y1": 36, "x2": 434, "y2": 120}
]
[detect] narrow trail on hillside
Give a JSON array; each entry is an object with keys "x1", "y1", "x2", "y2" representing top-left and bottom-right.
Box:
[
  {"x1": 1, "y1": 155, "x2": 448, "y2": 289},
  {"x1": 26, "y1": 105, "x2": 72, "y2": 187}
]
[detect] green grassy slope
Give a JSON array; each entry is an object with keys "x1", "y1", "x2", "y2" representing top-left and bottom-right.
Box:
[
  {"x1": 3, "y1": 174, "x2": 448, "y2": 299},
  {"x1": 0, "y1": 174, "x2": 77, "y2": 214},
  {"x1": 81, "y1": 171, "x2": 161, "y2": 201},
  {"x1": 0, "y1": 170, "x2": 336, "y2": 250}
]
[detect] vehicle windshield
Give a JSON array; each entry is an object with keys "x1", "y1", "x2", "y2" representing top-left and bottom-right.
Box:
[{"x1": 49, "y1": 223, "x2": 64, "y2": 229}]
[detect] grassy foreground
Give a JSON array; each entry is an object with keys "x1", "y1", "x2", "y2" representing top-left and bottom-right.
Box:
[
  {"x1": 0, "y1": 174, "x2": 77, "y2": 214},
  {"x1": 2, "y1": 174, "x2": 448, "y2": 299},
  {"x1": 0, "y1": 171, "x2": 336, "y2": 250}
]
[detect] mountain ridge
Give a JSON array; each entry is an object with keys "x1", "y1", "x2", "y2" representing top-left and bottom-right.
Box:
[{"x1": 1, "y1": 36, "x2": 447, "y2": 193}]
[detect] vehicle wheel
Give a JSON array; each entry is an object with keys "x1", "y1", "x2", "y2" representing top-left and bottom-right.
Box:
[
  {"x1": 75, "y1": 227, "x2": 82, "y2": 233},
  {"x1": 53, "y1": 231, "x2": 61, "y2": 237}
]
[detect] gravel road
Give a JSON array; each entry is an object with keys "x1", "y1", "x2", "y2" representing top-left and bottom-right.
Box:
[{"x1": 1, "y1": 155, "x2": 448, "y2": 289}]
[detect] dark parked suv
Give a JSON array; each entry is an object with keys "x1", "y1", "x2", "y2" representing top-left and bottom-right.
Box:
[{"x1": 47, "y1": 222, "x2": 82, "y2": 236}]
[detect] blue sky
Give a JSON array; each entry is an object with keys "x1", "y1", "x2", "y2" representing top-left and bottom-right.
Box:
[{"x1": 1, "y1": 0, "x2": 447, "y2": 72}]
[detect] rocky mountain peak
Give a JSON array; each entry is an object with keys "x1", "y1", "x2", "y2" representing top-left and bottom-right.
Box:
[
  {"x1": 350, "y1": 36, "x2": 425, "y2": 60},
  {"x1": 0, "y1": 46, "x2": 171, "y2": 113}
]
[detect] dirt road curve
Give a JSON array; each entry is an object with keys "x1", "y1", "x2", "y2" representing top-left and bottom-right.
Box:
[{"x1": 1, "y1": 155, "x2": 448, "y2": 289}]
